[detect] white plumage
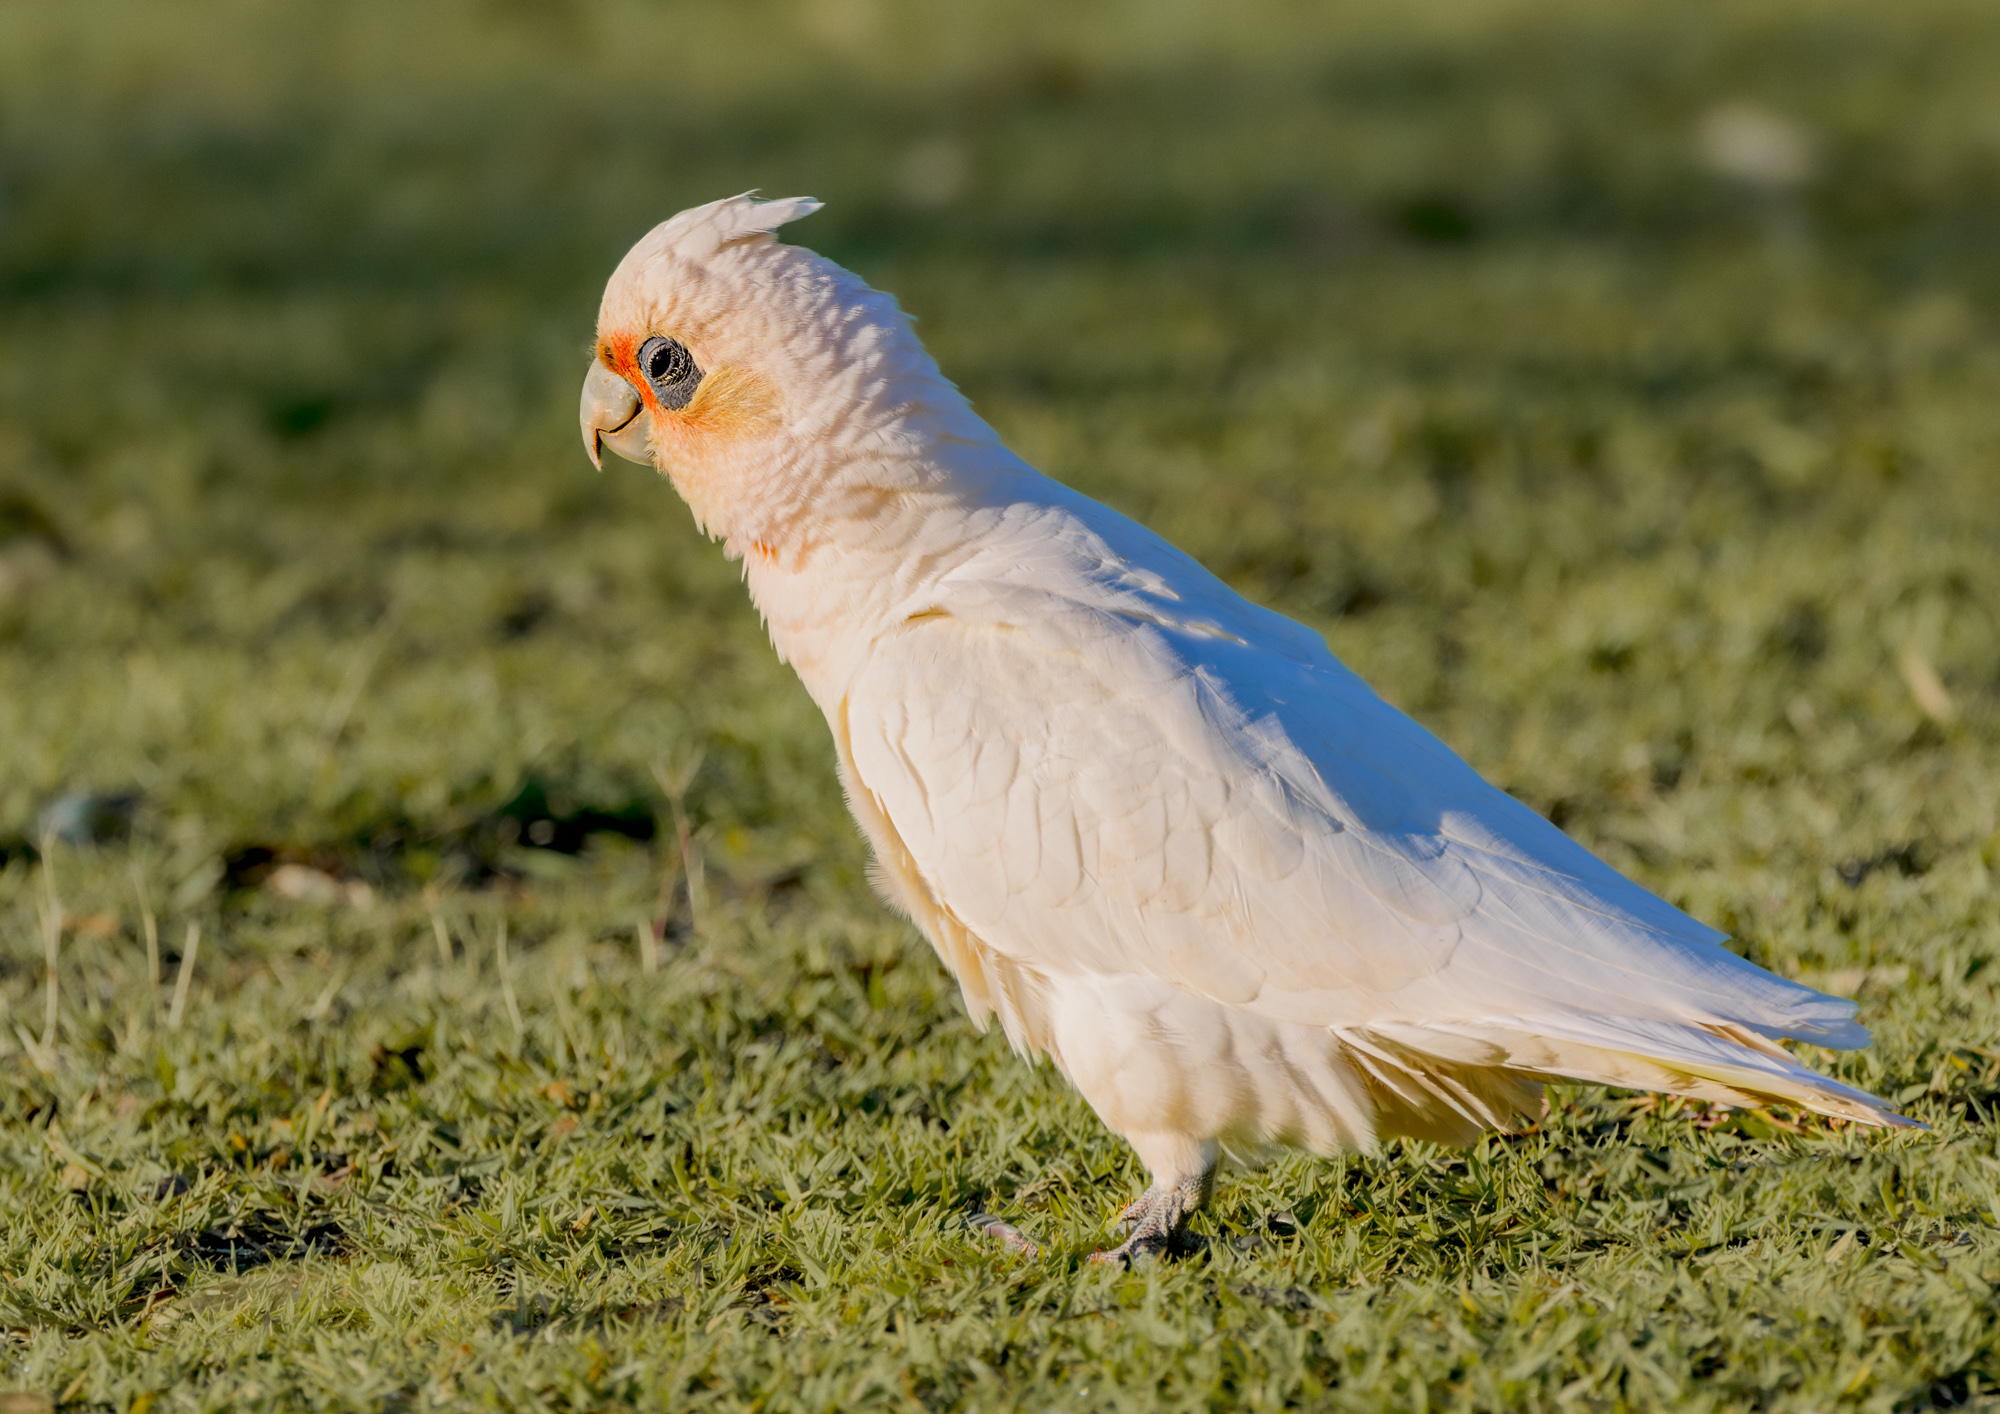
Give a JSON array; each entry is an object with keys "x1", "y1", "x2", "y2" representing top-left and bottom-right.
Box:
[{"x1": 581, "y1": 195, "x2": 1907, "y2": 1260}]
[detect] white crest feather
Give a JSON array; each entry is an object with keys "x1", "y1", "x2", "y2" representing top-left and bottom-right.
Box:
[{"x1": 652, "y1": 192, "x2": 823, "y2": 262}]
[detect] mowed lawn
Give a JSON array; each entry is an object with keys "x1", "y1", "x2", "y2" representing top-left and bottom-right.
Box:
[{"x1": 2, "y1": 0, "x2": 1999, "y2": 1408}]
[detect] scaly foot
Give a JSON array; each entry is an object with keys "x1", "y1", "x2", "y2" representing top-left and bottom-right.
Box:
[{"x1": 1089, "y1": 1170, "x2": 1210, "y2": 1266}]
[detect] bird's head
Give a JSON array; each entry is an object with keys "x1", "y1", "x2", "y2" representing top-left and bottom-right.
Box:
[{"x1": 581, "y1": 193, "x2": 991, "y2": 556}]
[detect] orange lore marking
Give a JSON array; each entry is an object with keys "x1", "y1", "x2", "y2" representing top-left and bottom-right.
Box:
[
  {"x1": 600, "y1": 333, "x2": 643, "y2": 389},
  {"x1": 597, "y1": 331, "x2": 780, "y2": 442}
]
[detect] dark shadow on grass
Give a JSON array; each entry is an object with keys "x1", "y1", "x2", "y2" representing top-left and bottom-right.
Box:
[{"x1": 186, "y1": 1215, "x2": 349, "y2": 1272}]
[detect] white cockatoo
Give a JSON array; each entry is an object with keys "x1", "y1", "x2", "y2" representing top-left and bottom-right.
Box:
[{"x1": 580, "y1": 195, "x2": 1908, "y2": 1261}]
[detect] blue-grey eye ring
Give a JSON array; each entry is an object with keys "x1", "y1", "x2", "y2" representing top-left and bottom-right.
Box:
[{"x1": 638, "y1": 336, "x2": 702, "y2": 409}]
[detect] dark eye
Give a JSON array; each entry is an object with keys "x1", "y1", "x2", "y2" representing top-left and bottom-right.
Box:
[{"x1": 637, "y1": 336, "x2": 703, "y2": 410}]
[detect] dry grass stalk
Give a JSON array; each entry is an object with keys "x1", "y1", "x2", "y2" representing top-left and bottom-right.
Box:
[
  {"x1": 429, "y1": 901, "x2": 455, "y2": 969},
  {"x1": 303, "y1": 967, "x2": 346, "y2": 1021},
  {"x1": 635, "y1": 918, "x2": 658, "y2": 975},
  {"x1": 651, "y1": 750, "x2": 707, "y2": 936},
  {"x1": 142, "y1": 910, "x2": 161, "y2": 1016},
  {"x1": 1895, "y1": 645, "x2": 1956, "y2": 724},
  {"x1": 167, "y1": 923, "x2": 200, "y2": 1031},
  {"x1": 496, "y1": 919, "x2": 524, "y2": 1042},
  {"x1": 131, "y1": 862, "x2": 160, "y2": 1020},
  {"x1": 38, "y1": 837, "x2": 61, "y2": 1049}
]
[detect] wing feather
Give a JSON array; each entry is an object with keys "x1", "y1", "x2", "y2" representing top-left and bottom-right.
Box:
[{"x1": 842, "y1": 584, "x2": 1865, "y2": 1051}]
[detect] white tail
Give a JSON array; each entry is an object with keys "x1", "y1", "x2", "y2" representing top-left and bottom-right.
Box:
[{"x1": 1354, "y1": 1015, "x2": 1915, "y2": 1139}]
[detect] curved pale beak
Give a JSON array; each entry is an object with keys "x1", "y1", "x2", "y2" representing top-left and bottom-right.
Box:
[{"x1": 580, "y1": 360, "x2": 652, "y2": 469}]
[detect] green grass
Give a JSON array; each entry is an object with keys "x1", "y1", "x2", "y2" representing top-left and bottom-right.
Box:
[{"x1": 3, "y1": 0, "x2": 2000, "y2": 1408}]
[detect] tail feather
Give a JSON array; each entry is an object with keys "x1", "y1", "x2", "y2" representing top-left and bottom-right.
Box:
[
  {"x1": 1339, "y1": 1028, "x2": 1545, "y2": 1146},
  {"x1": 1359, "y1": 1015, "x2": 1916, "y2": 1131}
]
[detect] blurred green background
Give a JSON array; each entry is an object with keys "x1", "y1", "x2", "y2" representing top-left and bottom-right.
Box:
[{"x1": 2, "y1": 1, "x2": 1999, "y2": 1408}]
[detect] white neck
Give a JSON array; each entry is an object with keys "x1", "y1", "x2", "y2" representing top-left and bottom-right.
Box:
[{"x1": 734, "y1": 436, "x2": 1034, "y2": 710}]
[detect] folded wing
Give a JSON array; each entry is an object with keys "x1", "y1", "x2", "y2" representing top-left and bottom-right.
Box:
[{"x1": 841, "y1": 550, "x2": 1904, "y2": 1129}]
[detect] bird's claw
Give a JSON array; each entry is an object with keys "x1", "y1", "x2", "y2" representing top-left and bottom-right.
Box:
[
  {"x1": 1089, "y1": 1230, "x2": 1173, "y2": 1266},
  {"x1": 1090, "y1": 1183, "x2": 1198, "y2": 1266}
]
